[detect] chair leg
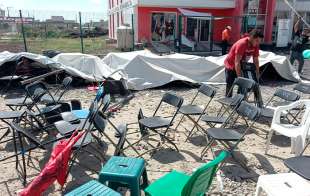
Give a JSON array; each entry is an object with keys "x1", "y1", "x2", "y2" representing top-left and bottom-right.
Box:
[
  {"x1": 130, "y1": 179, "x2": 141, "y2": 196},
  {"x1": 201, "y1": 139, "x2": 215, "y2": 159},
  {"x1": 18, "y1": 133, "x2": 27, "y2": 186},
  {"x1": 255, "y1": 184, "x2": 263, "y2": 196},
  {"x1": 265, "y1": 129, "x2": 274, "y2": 155}
]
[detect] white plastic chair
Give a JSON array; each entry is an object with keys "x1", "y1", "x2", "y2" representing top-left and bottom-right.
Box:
[
  {"x1": 265, "y1": 100, "x2": 310, "y2": 156},
  {"x1": 255, "y1": 173, "x2": 310, "y2": 196}
]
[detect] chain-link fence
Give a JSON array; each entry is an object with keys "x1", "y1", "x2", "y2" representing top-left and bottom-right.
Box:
[{"x1": 0, "y1": 9, "x2": 116, "y2": 55}]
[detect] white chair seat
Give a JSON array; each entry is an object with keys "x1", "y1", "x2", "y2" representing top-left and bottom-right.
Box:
[
  {"x1": 255, "y1": 173, "x2": 310, "y2": 196},
  {"x1": 271, "y1": 123, "x2": 303, "y2": 138}
]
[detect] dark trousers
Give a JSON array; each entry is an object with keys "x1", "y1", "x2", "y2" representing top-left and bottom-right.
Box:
[
  {"x1": 225, "y1": 68, "x2": 237, "y2": 97},
  {"x1": 290, "y1": 51, "x2": 304, "y2": 73},
  {"x1": 222, "y1": 40, "x2": 229, "y2": 55}
]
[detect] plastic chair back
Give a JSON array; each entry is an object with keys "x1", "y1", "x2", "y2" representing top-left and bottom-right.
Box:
[
  {"x1": 198, "y1": 84, "x2": 217, "y2": 98},
  {"x1": 161, "y1": 92, "x2": 184, "y2": 108},
  {"x1": 182, "y1": 151, "x2": 228, "y2": 196},
  {"x1": 236, "y1": 101, "x2": 261, "y2": 120},
  {"x1": 274, "y1": 89, "x2": 300, "y2": 102}
]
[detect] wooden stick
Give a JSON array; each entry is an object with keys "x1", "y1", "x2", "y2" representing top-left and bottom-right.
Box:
[{"x1": 20, "y1": 69, "x2": 64, "y2": 85}]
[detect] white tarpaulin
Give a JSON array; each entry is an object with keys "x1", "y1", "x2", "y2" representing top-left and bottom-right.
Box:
[
  {"x1": 0, "y1": 51, "x2": 122, "y2": 82},
  {"x1": 0, "y1": 50, "x2": 302, "y2": 90},
  {"x1": 103, "y1": 50, "x2": 300, "y2": 90},
  {"x1": 52, "y1": 53, "x2": 123, "y2": 81}
]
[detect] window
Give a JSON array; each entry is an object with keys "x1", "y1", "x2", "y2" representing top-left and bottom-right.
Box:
[{"x1": 151, "y1": 13, "x2": 176, "y2": 42}]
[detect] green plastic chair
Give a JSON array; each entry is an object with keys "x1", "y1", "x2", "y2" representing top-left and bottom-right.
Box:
[
  {"x1": 303, "y1": 50, "x2": 310, "y2": 59},
  {"x1": 144, "y1": 151, "x2": 228, "y2": 196}
]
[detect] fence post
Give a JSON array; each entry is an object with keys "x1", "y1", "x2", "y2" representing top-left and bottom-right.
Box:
[
  {"x1": 131, "y1": 14, "x2": 134, "y2": 50},
  {"x1": 45, "y1": 22, "x2": 47, "y2": 39},
  {"x1": 19, "y1": 10, "x2": 28, "y2": 52},
  {"x1": 79, "y1": 12, "x2": 84, "y2": 53}
]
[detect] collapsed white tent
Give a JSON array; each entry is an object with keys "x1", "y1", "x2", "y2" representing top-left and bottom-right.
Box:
[
  {"x1": 103, "y1": 50, "x2": 301, "y2": 90},
  {"x1": 52, "y1": 53, "x2": 123, "y2": 81},
  {"x1": 0, "y1": 50, "x2": 301, "y2": 91}
]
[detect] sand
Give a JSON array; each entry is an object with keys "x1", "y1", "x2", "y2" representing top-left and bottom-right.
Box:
[{"x1": 0, "y1": 81, "x2": 309, "y2": 196}]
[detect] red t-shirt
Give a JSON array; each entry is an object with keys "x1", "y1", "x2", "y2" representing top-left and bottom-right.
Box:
[{"x1": 224, "y1": 37, "x2": 259, "y2": 70}]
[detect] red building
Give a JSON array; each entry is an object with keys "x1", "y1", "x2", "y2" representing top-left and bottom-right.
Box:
[{"x1": 108, "y1": 0, "x2": 276, "y2": 47}]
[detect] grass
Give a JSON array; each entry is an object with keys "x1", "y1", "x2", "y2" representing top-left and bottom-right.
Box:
[{"x1": 0, "y1": 36, "x2": 119, "y2": 55}]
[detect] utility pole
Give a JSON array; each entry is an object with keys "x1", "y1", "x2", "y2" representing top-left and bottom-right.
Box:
[{"x1": 79, "y1": 12, "x2": 84, "y2": 53}]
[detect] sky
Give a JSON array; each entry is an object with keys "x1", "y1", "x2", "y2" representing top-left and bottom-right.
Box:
[{"x1": 0, "y1": 0, "x2": 108, "y2": 21}]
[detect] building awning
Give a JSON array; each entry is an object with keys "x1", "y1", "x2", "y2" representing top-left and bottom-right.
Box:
[{"x1": 178, "y1": 8, "x2": 212, "y2": 18}]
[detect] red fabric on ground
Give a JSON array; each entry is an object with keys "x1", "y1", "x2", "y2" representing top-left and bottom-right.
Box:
[{"x1": 19, "y1": 131, "x2": 85, "y2": 196}]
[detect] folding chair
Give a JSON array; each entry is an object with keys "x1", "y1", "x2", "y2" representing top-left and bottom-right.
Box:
[
  {"x1": 200, "y1": 94, "x2": 245, "y2": 129},
  {"x1": 217, "y1": 77, "x2": 256, "y2": 117},
  {"x1": 283, "y1": 136, "x2": 310, "y2": 180},
  {"x1": 201, "y1": 101, "x2": 261, "y2": 170},
  {"x1": 128, "y1": 92, "x2": 183, "y2": 157},
  {"x1": 144, "y1": 150, "x2": 228, "y2": 196},
  {"x1": 261, "y1": 88, "x2": 300, "y2": 118},
  {"x1": 54, "y1": 93, "x2": 109, "y2": 138},
  {"x1": 265, "y1": 100, "x2": 310, "y2": 156},
  {"x1": 40, "y1": 76, "x2": 72, "y2": 104},
  {"x1": 294, "y1": 83, "x2": 310, "y2": 98},
  {"x1": 174, "y1": 84, "x2": 217, "y2": 141}
]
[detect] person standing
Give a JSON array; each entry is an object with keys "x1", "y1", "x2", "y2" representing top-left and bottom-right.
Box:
[
  {"x1": 221, "y1": 26, "x2": 232, "y2": 55},
  {"x1": 290, "y1": 30, "x2": 309, "y2": 74},
  {"x1": 224, "y1": 29, "x2": 264, "y2": 97}
]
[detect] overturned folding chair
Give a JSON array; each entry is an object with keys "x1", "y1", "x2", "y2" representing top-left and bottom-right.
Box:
[
  {"x1": 201, "y1": 101, "x2": 261, "y2": 171},
  {"x1": 174, "y1": 84, "x2": 217, "y2": 141}
]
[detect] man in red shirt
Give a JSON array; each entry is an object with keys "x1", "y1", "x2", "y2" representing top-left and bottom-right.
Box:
[{"x1": 224, "y1": 29, "x2": 264, "y2": 97}]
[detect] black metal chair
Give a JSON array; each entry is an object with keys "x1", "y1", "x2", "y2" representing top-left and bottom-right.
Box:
[
  {"x1": 217, "y1": 77, "x2": 256, "y2": 117},
  {"x1": 294, "y1": 83, "x2": 310, "y2": 97},
  {"x1": 200, "y1": 94, "x2": 245, "y2": 129},
  {"x1": 284, "y1": 141, "x2": 310, "y2": 180},
  {"x1": 174, "y1": 84, "x2": 217, "y2": 141},
  {"x1": 40, "y1": 76, "x2": 72, "y2": 104},
  {"x1": 260, "y1": 89, "x2": 300, "y2": 123},
  {"x1": 201, "y1": 101, "x2": 261, "y2": 170},
  {"x1": 129, "y1": 92, "x2": 183, "y2": 157}
]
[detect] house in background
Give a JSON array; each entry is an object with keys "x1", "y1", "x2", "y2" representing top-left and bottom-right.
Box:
[{"x1": 108, "y1": 0, "x2": 277, "y2": 50}]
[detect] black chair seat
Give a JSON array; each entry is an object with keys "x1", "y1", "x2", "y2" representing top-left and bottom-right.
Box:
[
  {"x1": 179, "y1": 105, "x2": 204, "y2": 115},
  {"x1": 61, "y1": 112, "x2": 80, "y2": 124},
  {"x1": 260, "y1": 107, "x2": 274, "y2": 118},
  {"x1": 200, "y1": 115, "x2": 227, "y2": 124},
  {"x1": 284, "y1": 156, "x2": 310, "y2": 180},
  {"x1": 41, "y1": 94, "x2": 60, "y2": 104},
  {"x1": 0, "y1": 110, "x2": 24, "y2": 119},
  {"x1": 217, "y1": 97, "x2": 234, "y2": 106},
  {"x1": 5, "y1": 98, "x2": 32, "y2": 107},
  {"x1": 207, "y1": 128, "x2": 243, "y2": 141},
  {"x1": 38, "y1": 104, "x2": 62, "y2": 115},
  {"x1": 54, "y1": 119, "x2": 88, "y2": 136},
  {"x1": 139, "y1": 116, "x2": 171, "y2": 129}
]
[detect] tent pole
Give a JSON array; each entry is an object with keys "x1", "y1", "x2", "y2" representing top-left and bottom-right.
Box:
[{"x1": 79, "y1": 12, "x2": 84, "y2": 53}]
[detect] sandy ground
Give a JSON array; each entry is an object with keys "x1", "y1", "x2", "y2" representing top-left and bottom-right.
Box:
[{"x1": 0, "y1": 78, "x2": 309, "y2": 196}]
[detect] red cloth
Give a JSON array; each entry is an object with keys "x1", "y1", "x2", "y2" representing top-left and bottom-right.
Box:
[
  {"x1": 19, "y1": 131, "x2": 85, "y2": 196},
  {"x1": 224, "y1": 37, "x2": 259, "y2": 70}
]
